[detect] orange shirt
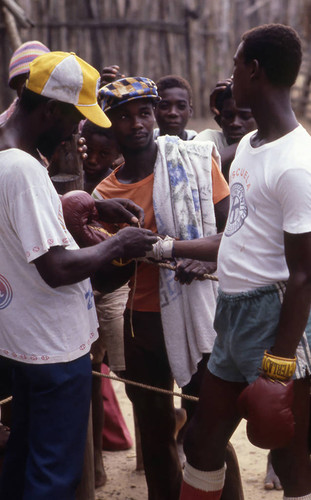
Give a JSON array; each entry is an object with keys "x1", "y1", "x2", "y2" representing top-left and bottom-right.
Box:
[
  {"x1": 95, "y1": 157, "x2": 229, "y2": 312},
  {"x1": 211, "y1": 157, "x2": 230, "y2": 204}
]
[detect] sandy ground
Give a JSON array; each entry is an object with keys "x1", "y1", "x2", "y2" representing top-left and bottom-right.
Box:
[{"x1": 95, "y1": 379, "x2": 283, "y2": 500}]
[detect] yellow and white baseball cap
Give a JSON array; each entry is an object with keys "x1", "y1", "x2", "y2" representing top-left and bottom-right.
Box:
[{"x1": 26, "y1": 51, "x2": 111, "y2": 128}]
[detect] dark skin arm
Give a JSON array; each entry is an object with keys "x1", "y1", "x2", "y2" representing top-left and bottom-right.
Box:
[
  {"x1": 34, "y1": 226, "x2": 157, "y2": 288},
  {"x1": 272, "y1": 231, "x2": 311, "y2": 358},
  {"x1": 215, "y1": 195, "x2": 229, "y2": 233},
  {"x1": 173, "y1": 233, "x2": 222, "y2": 262}
]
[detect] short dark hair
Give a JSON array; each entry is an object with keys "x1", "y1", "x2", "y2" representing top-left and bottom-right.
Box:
[
  {"x1": 156, "y1": 75, "x2": 193, "y2": 105},
  {"x1": 214, "y1": 83, "x2": 233, "y2": 114},
  {"x1": 241, "y1": 24, "x2": 302, "y2": 87},
  {"x1": 81, "y1": 119, "x2": 115, "y2": 140},
  {"x1": 19, "y1": 87, "x2": 81, "y2": 119},
  {"x1": 19, "y1": 87, "x2": 50, "y2": 112}
]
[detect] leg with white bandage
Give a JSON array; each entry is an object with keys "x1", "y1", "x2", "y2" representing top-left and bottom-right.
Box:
[
  {"x1": 180, "y1": 370, "x2": 246, "y2": 500},
  {"x1": 178, "y1": 357, "x2": 244, "y2": 500},
  {"x1": 180, "y1": 464, "x2": 226, "y2": 500}
]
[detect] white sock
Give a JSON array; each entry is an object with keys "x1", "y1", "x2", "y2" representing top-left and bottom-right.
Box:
[{"x1": 183, "y1": 462, "x2": 226, "y2": 492}]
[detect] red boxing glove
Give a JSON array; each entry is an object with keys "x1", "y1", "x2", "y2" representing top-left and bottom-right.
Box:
[
  {"x1": 61, "y1": 190, "x2": 112, "y2": 247},
  {"x1": 61, "y1": 190, "x2": 134, "y2": 294},
  {"x1": 237, "y1": 376, "x2": 295, "y2": 449}
]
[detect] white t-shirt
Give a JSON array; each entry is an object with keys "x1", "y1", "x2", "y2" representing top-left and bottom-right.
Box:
[
  {"x1": 153, "y1": 128, "x2": 197, "y2": 140},
  {"x1": 0, "y1": 149, "x2": 98, "y2": 364},
  {"x1": 194, "y1": 128, "x2": 228, "y2": 154},
  {"x1": 218, "y1": 125, "x2": 311, "y2": 293}
]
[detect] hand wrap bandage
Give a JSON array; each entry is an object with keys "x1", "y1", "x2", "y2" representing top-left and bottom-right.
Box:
[
  {"x1": 238, "y1": 350, "x2": 296, "y2": 450},
  {"x1": 143, "y1": 235, "x2": 175, "y2": 261}
]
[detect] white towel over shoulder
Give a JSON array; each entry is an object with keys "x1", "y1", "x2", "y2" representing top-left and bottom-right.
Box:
[{"x1": 153, "y1": 136, "x2": 220, "y2": 387}]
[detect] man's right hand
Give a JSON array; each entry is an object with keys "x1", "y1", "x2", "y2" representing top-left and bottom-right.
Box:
[
  {"x1": 114, "y1": 226, "x2": 158, "y2": 259},
  {"x1": 209, "y1": 78, "x2": 233, "y2": 116}
]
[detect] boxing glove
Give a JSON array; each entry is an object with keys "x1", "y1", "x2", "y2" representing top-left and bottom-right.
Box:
[
  {"x1": 61, "y1": 190, "x2": 135, "y2": 293},
  {"x1": 61, "y1": 190, "x2": 112, "y2": 247},
  {"x1": 238, "y1": 375, "x2": 294, "y2": 449},
  {"x1": 238, "y1": 350, "x2": 296, "y2": 450}
]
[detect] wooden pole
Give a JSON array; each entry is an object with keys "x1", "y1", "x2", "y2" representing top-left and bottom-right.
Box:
[
  {"x1": 49, "y1": 134, "x2": 84, "y2": 195},
  {"x1": 2, "y1": 0, "x2": 33, "y2": 28},
  {"x1": 185, "y1": 0, "x2": 201, "y2": 116},
  {"x1": 2, "y1": 5, "x2": 21, "y2": 49}
]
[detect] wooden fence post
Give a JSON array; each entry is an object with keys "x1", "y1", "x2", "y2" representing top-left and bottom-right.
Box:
[{"x1": 49, "y1": 134, "x2": 84, "y2": 195}]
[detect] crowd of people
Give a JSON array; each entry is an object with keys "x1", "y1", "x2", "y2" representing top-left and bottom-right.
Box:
[{"x1": 0, "y1": 22, "x2": 310, "y2": 500}]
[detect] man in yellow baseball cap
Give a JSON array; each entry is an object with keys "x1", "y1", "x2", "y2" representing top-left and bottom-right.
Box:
[
  {"x1": 1, "y1": 51, "x2": 111, "y2": 161},
  {"x1": 26, "y1": 51, "x2": 111, "y2": 128},
  {"x1": 0, "y1": 52, "x2": 157, "y2": 500}
]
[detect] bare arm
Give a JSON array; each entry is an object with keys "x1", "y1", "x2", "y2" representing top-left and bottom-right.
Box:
[
  {"x1": 173, "y1": 233, "x2": 222, "y2": 262},
  {"x1": 215, "y1": 195, "x2": 229, "y2": 233},
  {"x1": 272, "y1": 231, "x2": 311, "y2": 358},
  {"x1": 219, "y1": 143, "x2": 238, "y2": 182},
  {"x1": 34, "y1": 226, "x2": 157, "y2": 288}
]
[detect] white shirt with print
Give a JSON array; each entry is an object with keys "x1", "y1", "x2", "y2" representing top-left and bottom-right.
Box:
[
  {"x1": 218, "y1": 125, "x2": 311, "y2": 293},
  {"x1": 0, "y1": 149, "x2": 98, "y2": 364}
]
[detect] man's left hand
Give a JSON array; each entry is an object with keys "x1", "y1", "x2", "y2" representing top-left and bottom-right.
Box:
[{"x1": 95, "y1": 198, "x2": 144, "y2": 227}]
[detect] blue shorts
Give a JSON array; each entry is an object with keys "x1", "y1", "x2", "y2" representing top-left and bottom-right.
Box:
[{"x1": 208, "y1": 284, "x2": 311, "y2": 384}]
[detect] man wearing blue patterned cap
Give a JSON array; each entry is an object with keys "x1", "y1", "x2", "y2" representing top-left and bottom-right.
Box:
[
  {"x1": 0, "y1": 54, "x2": 157, "y2": 499},
  {"x1": 93, "y1": 76, "x2": 242, "y2": 500}
]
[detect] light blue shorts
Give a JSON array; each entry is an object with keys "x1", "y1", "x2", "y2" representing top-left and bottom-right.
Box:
[{"x1": 208, "y1": 283, "x2": 311, "y2": 384}]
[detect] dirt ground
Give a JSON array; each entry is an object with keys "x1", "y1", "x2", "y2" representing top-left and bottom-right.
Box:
[{"x1": 95, "y1": 379, "x2": 283, "y2": 500}]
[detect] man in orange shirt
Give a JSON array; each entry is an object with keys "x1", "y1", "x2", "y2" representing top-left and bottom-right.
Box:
[{"x1": 94, "y1": 77, "x2": 234, "y2": 500}]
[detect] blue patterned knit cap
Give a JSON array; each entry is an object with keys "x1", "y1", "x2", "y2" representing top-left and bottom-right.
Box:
[{"x1": 99, "y1": 76, "x2": 160, "y2": 112}]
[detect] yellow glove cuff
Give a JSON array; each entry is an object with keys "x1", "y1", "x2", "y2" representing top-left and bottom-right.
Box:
[
  {"x1": 111, "y1": 258, "x2": 132, "y2": 267},
  {"x1": 261, "y1": 350, "x2": 296, "y2": 381}
]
